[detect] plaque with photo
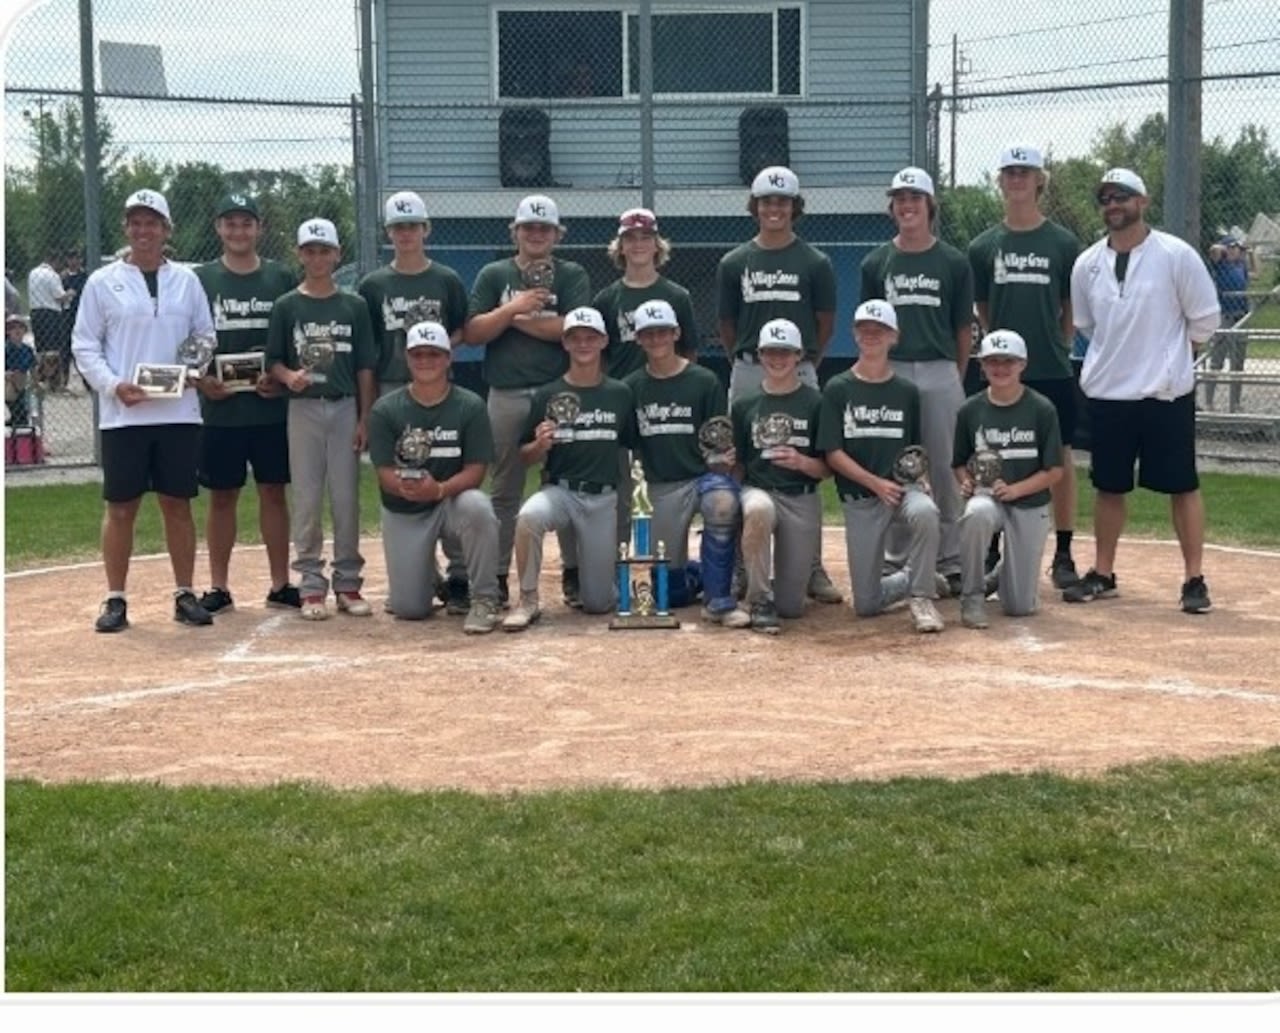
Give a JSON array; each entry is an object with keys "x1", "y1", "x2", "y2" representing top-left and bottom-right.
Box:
[
  {"x1": 133, "y1": 363, "x2": 187, "y2": 399},
  {"x1": 215, "y1": 352, "x2": 267, "y2": 393}
]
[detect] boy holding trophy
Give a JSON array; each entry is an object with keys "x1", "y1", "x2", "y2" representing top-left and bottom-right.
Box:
[
  {"x1": 952, "y1": 330, "x2": 1064, "y2": 629},
  {"x1": 817, "y1": 301, "x2": 945, "y2": 633}
]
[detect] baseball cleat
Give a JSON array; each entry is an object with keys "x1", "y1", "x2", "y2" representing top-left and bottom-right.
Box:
[
  {"x1": 806, "y1": 566, "x2": 844, "y2": 604},
  {"x1": 749, "y1": 598, "x2": 781, "y2": 635},
  {"x1": 335, "y1": 590, "x2": 373, "y2": 616},
  {"x1": 909, "y1": 597, "x2": 945, "y2": 633},
  {"x1": 960, "y1": 595, "x2": 989, "y2": 629},
  {"x1": 463, "y1": 598, "x2": 502, "y2": 634},
  {"x1": 702, "y1": 604, "x2": 751, "y2": 629},
  {"x1": 300, "y1": 595, "x2": 330, "y2": 620},
  {"x1": 502, "y1": 594, "x2": 541, "y2": 632}
]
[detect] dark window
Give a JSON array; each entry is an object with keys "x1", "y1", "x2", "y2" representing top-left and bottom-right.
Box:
[{"x1": 497, "y1": 11, "x2": 623, "y2": 99}]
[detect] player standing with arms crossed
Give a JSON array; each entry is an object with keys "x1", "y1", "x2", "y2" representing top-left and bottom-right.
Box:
[
  {"x1": 194, "y1": 192, "x2": 300, "y2": 614},
  {"x1": 968, "y1": 145, "x2": 1082, "y2": 589},
  {"x1": 860, "y1": 167, "x2": 974, "y2": 597}
]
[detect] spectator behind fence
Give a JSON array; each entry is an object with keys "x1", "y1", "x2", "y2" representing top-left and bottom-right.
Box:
[
  {"x1": 5, "y1": 313, "x2": 37, "y2": 427},
  {"x1": 1204, "y1": 237, "x2": 1255, "y2": 414}
]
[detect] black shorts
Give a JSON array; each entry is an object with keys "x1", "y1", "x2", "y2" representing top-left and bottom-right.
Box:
[
  {"x1": 101, "y1": 424, "x2": 201, "y2": 503},
  {"x1": 1087, "y1": 392, "x2": 1198, "y2": 496},
  {"x1": 198, "y1": 422, "x2": 291, "y2": 491},
  {"x1": 1024, "y1": 377, "x2": 1078, "y2": 447}
]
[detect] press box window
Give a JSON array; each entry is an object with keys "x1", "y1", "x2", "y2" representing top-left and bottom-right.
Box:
[{"x1": 497, "y1": 10, "x2": 624, "y2": 99}]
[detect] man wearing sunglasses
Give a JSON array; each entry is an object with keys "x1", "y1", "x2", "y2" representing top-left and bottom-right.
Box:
[{"x1": 1066, "y1": 168, "x2": 1220, "y2": 614}]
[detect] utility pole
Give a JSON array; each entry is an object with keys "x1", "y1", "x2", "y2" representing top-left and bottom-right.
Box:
[
  {"x1": 949, "y1": 36, "x2": 969, "y2": 190},
  {"x1": 1166, "y1": 0, "x2": 1203, "y2": 246}
]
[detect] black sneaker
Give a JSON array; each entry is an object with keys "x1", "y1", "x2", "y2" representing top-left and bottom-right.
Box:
[
  {"x1": 944, "y1": 572, "x2": 963, "y2": 599},
  {"x1": 434, "y1": 566, "x2": 450, "y2": 607},
  {"x1": 1180, "y1": 575, "x2": 1212, "y2": 614},
  {"x1": 199, "y1": 587, "x2": 234, "y2": 614},
  {"x1": 1049, "y1": 552, "x2": 1079, "y2": 589},
  {"x1": 562, "y1": 567, "x2": 582, "y2": 609},
  {"x1": 1063, "y1": 568, "x2": 1117, "y2": 603},
  {"x1": 749, "y1": 598, "x2": 781, "y2": 635},
  {"x1": 266, "y1": 583, "x2": 302, "y2": 609},
  {"x1": 497, "y1": 574, "x2": 510, "y2": 609},
  {"x1": 174, "y1": 590, "x2": 214, "y2": 626},
  {"x1": 94, "y1": 597, "x2": 129, "y2": 633},
  {"x1": 984, "y1": 548, "x2": 1001, "y2": 577},
  {"x1": 445, "y1": 576, "x2": 471, "y2": 616}
]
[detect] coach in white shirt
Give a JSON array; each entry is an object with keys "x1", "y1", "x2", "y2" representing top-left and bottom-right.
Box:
[
  {"x1": 27, "y1": 249, "x2": 74, "y2": 361},
  {"x1": 1066, "y1": 168, "x2": 1220, "y2": 614},
  {"x1": 72, "y1": 188, "x2": 218, "y2": 633}
]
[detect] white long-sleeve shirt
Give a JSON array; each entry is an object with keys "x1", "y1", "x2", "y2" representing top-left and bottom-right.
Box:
[
  {"x1": 71, "y1": 259, "x2": 215, "y2": 429},
  {"x1": 1071, "y1": 228, "x2": 1219, "y2": 401}
]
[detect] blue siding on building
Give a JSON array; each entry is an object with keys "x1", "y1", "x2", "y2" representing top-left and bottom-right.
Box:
[{"x1": 379, "y1": 0, "x2": 919, "y2": 197}]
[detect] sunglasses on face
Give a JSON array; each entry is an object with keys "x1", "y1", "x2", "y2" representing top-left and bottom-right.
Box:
[{"x1": 1097, "y1": 191, "x2": 1135, "y2": 206}]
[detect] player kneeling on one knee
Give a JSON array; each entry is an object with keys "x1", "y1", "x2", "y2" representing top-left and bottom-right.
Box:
[
  {"x1": 505, "y1": 307, "x2": 635, "y2": 631},
  {"x1": 818, "y1": 301, "x2": 944, "y2": 633},
  {"x1": 951, "y1": 330, "x2": 1063, "y2": 630},
  {"x1": 367, "y1": 321, "x2": 502, "y2": 632},
  {"x1": 730, "y1": 318, "x2": 829, "y2": 635}
]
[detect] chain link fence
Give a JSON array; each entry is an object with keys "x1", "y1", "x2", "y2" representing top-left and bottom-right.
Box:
[{"x1": 5, "y1": 0, "x2": 1280, "y2": 473}]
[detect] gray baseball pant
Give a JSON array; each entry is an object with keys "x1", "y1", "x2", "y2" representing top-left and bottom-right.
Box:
[
  {"x1": 649, "y1": 478, "x2": 738, "y2": 569},
  {"x1": 379, "y1": 380, "x2": 467, "y2": 582},
  {"x1": 564, "y1": 447, "x2": 633, "y2": 571},
  {"x1": 515, "y1": 485, "x2": 618, "y2": 613},
  {"x1": 958, "y1": 494, "x2": 1051, "y2": 616},
  {"x1": 740, "y1": 486, "x2": 820, "y2": 619},
  {"x1": 287, "y1": 396, "x2": 364, "y2": 596},
  {"x1": 380, "y1": 489, "x2": 500, "y2": 620},
  {"x1": 841, "y1": 490, "x2": 941, "y2": 617},
  {"x1": 887, "y1": 359, "x2": 964, "y2": 577}
]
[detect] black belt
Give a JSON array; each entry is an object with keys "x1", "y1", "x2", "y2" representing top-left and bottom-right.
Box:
[
  {"x1": 551, "y1": 479, "x2": 615, "y2": 495},
  {"x1": 773, "y1": 482, "x2": 817, "y2": 496},
  {"x1": 316, "y1": 393, "x2": 348, "y2": 401},
  {"x1": 838, "y1": 491, "x2": 869, "y2": 503}
]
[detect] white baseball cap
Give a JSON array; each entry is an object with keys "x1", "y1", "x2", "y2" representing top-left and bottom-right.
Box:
[
  {"x1": 405, "y1": 320, "x2": 451, "y2": 352},
  {"x1": 977, "y1": 329, "x2": 1028, "y2": 361},
  {"x1": 853, "y1": 300, "x2": 899, "y2": 332},
  {"x1": 887, "y1": 167, "x2": 935, "y2": 198},
  {"x1": 998, "y1": 144, "x2": 1044, "y2": 170},
  {"x1": 633, "y1": 299, "x2": 678, "y2": 331},
  {"x1": 1098, "y1": 167, "x2": 1147, "y2": 198},
  {"x1": 757, "y1": 318, "x2": 803, "y2": 352},
  {"x1": 616, "y1": 207, "x2": 659, "y2": 236},
  {"x1": 384, "y1": 191, "x2": 429, "y2": 226},
  {"x1": 513, "y1": 194, "x2": 561, "y2": 227},
  {"x1": 297, "y1": 217, "x2": 340, "y2": 248},
  {"x1": 562, "y1": 307, "x2": 606, "y2": 336},
  {"x1": 124, "y1": 189, "x2": 171, "y2": 222},
  {"x1": 750, "y1": 165, "x2": 800, "y2": 198}
]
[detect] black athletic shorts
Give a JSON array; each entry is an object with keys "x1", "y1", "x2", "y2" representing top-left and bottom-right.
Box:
[
  {"x1": 1024, "y1": 377, "x2": 1078, "y2": 447},
  {"x1": 1087, "y1": 392, "x2": 1198, "y2": 495},
  {"x1": 198, "y1": 422, "x2": 291, "y2": 491},
  {"x1": 101, "y1": 423, "x2": 201, "y2": 503}
]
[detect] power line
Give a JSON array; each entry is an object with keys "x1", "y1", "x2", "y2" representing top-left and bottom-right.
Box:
[{"x1": 927, "y1": 0, "x2": 1232, "y2": 49}]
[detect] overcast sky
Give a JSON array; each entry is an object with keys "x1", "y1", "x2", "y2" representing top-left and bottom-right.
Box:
[{"x1": 3, "y1": 0, "x2": 1278, "y2": 183}]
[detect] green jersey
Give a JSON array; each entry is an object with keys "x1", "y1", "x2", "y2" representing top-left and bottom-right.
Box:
[
  {"x1": 968, "y1": 220, "x2": 1080, "y2": 380},
  {"x1": 716, "y1": 237, "x2": 836, "y2": 361},
  {"x1": 194, "y1": 258, "x2": 297, "y2": 427},
  {"x1": 356, "y1": 263, "x2": 468, "y2": 385},
  {"x1": 522, "y1": 376, "x2": 635, "y2": 488},
  {"x1": 816, "y1": 371, "x2": 922, "y2": 500},
  {"x1": 952, "y1": 387, "x2": 1063, "y2": 509},
  {"x1": 731, "y1": 383, "x2": 824, "y2": 493},
  {"x1": 593, "y1": 275, "x2": 699, "y2": 379},
  {"x1": 467, "y1": 256, "x2": 592, "y2": 390},
  {"x1": 624, "y1": 361, "x2": 727, "y2": 483},
  {"x1": 264, "y1": 290, "x2": 377, "y2": 400},
  {"x1": 368, "y1": 384, "x2": 494, "y2": 515},
  {"x1": 859, "y1": 239, "x2": 974, "y2": 363}
]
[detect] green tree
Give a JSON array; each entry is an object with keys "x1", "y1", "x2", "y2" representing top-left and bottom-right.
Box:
[{"x1": 937, "y1": 180, "x2": 1003, "y2": 250}]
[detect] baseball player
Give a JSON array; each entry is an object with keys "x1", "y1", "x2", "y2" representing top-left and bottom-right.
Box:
[
  {"x1": 716, "y1": 165, "x2": 841, "y2": 605},
  {"x1": 860, "y1": 167, "x2": 975, "y2": 596},
  {"x1": 266, "y1": 218, "x2": 378, "y2": 621},
  {"x1": 818, "y1": 301, "x2": 945, "y2": 633},
  {"x1": 952, "y1": 330, "x2": 1064, "y2": 629},
  {"x1": 367, "y1": 321, "x2": 501, "y2": 633},
  {"x1": 504, "y1": 307, "x2": 634, "y2": 630},
  {"x1": 358, "y1": 191, "x2": 471, "y2": 613},
  {"x1": 730, "y1": 318, "x2": 828, "y2": 635},
  {"x1": 464, "y1": 194, "x2": 592, "y2": 609},
  {"x1": 194, "y1": 192, "x2": 300, "y2": 614},
  {"x1": 623, "y1": 299, "x2": 749, "y2": 629},
  {"x1": 968, "y1": 145, "x2": 1083, "y2": 590}
]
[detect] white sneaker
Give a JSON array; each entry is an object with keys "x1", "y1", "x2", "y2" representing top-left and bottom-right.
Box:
[
  {"x1": 702, "y1": 605, "x2": 751, "y2": 629},
  {"x1": 502, "y1": 594, "x2": 541, "y2": 632},
  {"x1": 335, "y1": 590, "x2": 372, "y2": 616},
  {"x1": 300, "y1": 594, "x2": 330, "y2": 621},
  {"x1": 909, "y1": 596, "x2": 944, "y2": 633}
]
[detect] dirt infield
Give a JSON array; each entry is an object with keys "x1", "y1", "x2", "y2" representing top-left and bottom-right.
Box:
[{"x1": 6, "y1": 529, "x2": 1279, "y2": 793}]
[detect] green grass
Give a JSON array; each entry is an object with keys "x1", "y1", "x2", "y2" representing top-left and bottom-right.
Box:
[
  {"x1": 7, "y1": 751, "x2": 1280, "y2": 991},
  {"x1": 7, "y1": 466, "x2": 1278, "y2": 572}
]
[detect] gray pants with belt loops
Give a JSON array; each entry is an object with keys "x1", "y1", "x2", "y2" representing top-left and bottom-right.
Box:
[
  {"x1": 958, "y1": 494, "x2": 1051, "y2": 616},
  {"x1": 515, "y1": 484, "x2": 618, "y2": 613},
  {"x1": 740, "y1": 486, "x2": 820, "y2": 619},
  {"x1": 841, "y1": 489, "x2": 941, "y2": 617}
]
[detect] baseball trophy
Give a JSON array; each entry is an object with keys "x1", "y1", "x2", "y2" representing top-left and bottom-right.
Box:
[
  {"x1": 299, "y1": 336, "x2": 337, "y2": 385},
  {"x1": 394, "y1": 426, "x2": 434, "y2": 481},
  {"x1": 521, "y1": 258, "x2": 556, "y2": 291},
  {"x1": 610, "y1": 462, "x2": 679, "y2": 630},
  {"x1": 892, "y1": 444, "x2": 931, "y2": 493},
  {"x1": 757, "y1": 412, "x2": 795, "y2": 459},
  {"x1": 698, "y1": 415, "x2": 734, "y2": 468},
  {"x1": 176, "y1": 332, "x2": 217, "y2": 383},
  {"x1": 967, "y1": 448, "x2": 1004, "y2": 496},
  {"x1": 545, "y1": 390, "x2": 581, "y2": 437}
]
